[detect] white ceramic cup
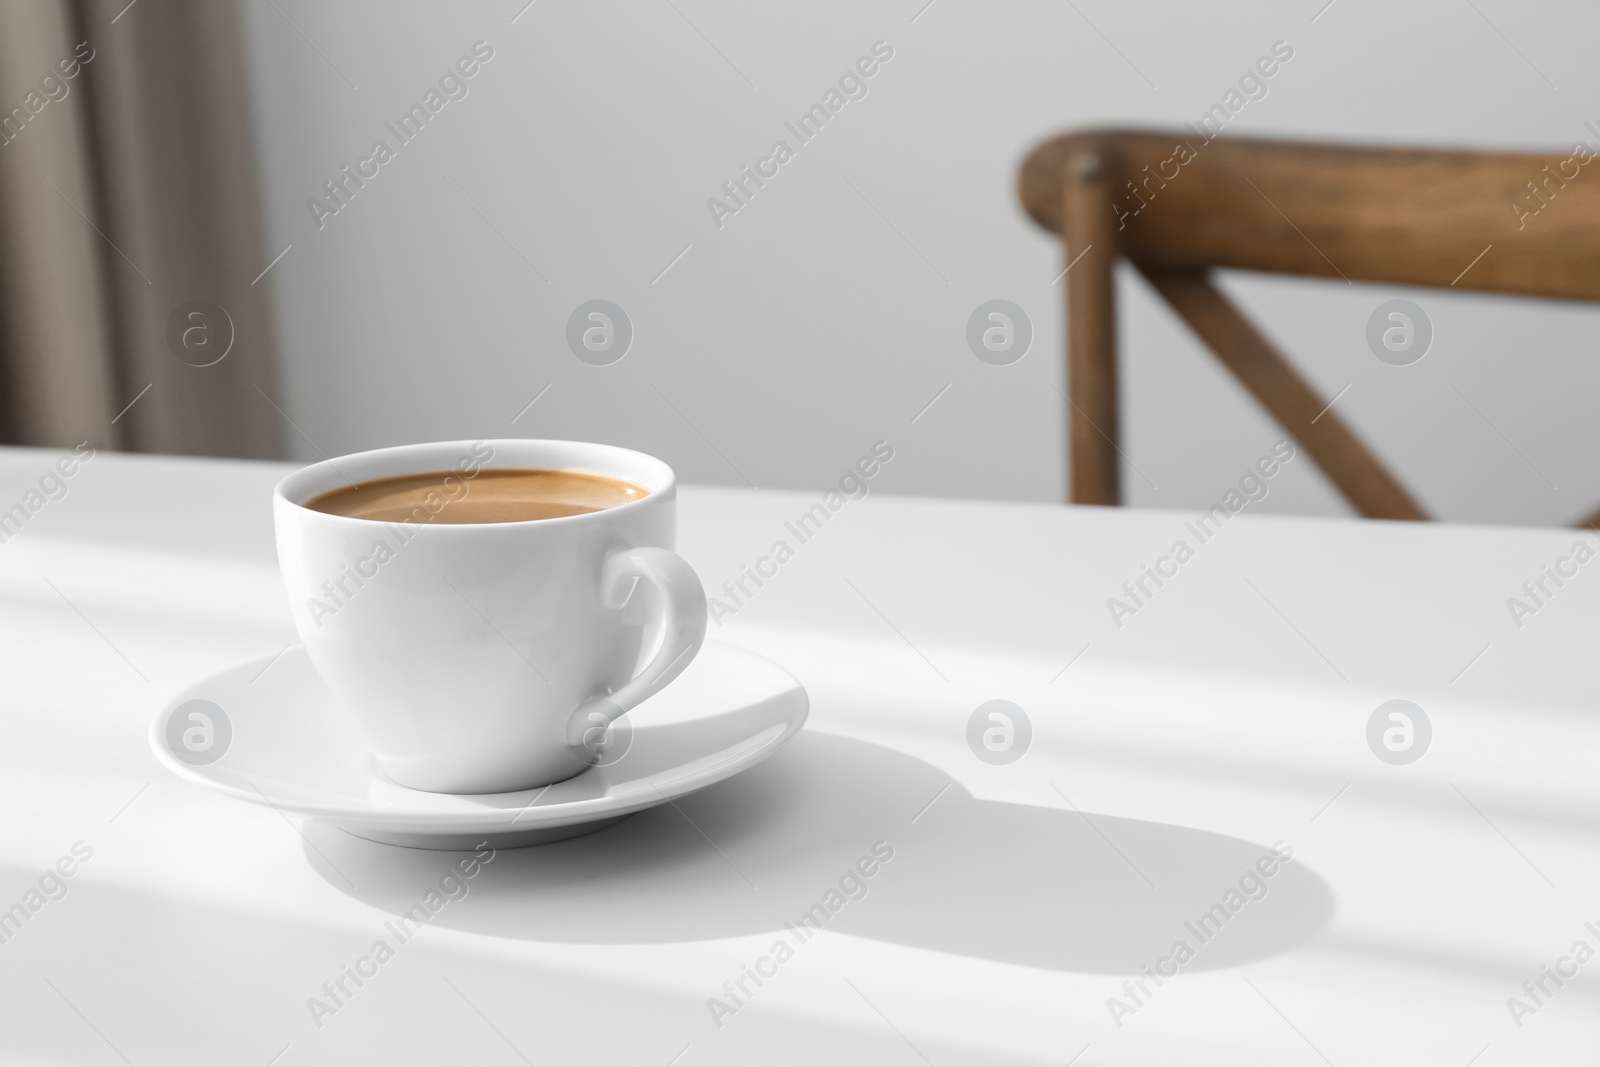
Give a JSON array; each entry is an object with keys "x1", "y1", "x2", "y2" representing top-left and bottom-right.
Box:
[{"x1": 273, "y1": 439, "x2": 708, "y2": 794}]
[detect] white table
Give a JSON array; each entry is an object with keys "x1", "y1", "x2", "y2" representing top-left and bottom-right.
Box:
[{"x1": 2, "y1": 446, "x2": 1597, "y2": 1065}]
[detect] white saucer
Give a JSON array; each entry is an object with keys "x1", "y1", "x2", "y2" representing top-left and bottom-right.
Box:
[{"x1": 149, "y1": 640, "x2": 808, "y2": 849}]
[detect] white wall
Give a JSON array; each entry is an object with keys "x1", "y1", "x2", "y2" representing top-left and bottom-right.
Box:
[{"x1": 239, "y1": 0, "x2": 1600, "y2": 525}]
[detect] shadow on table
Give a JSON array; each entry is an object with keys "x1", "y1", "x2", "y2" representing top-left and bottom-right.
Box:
[{"x1": 303, "y1": 732, "x2": 1334, "y2": 974}]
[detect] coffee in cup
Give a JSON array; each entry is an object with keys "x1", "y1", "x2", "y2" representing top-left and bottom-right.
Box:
[
  {"x1": 303, "y1": 468, "x2": 648, "y2": 524},
  {"x1": 274, "y1": 440, "x2": 707, "y2": 794}
]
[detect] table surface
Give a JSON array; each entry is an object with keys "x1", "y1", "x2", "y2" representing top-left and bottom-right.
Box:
[{"x1": 2, "y1": 445, "x2": 1597, "y2": 1066}]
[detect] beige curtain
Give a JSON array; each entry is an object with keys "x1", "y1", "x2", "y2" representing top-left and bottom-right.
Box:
[{"x1": 0, "y1": 0, "x2": 279, "y2": 456}]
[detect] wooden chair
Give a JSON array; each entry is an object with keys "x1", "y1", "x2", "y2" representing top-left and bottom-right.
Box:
[{"x1": 1019, "y1": 129, "x2": 1600, "y2": 524}]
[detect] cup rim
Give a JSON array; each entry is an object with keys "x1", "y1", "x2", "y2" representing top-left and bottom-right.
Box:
[{"x1": 273, "y1": 438, "x2": 676, "y2": 531}]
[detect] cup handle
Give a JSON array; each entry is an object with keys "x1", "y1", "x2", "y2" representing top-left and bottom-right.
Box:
[{"x1": 567, "y1": 546, "x2": 707, "y2": 760}]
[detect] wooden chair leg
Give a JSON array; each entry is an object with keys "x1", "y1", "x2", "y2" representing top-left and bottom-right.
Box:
[
  {"x1": 1140, "y1": 267, "x2": 1427, "y2": 521},
  {"x1": 1061, "y1": 144, "x2": 1121, "y2": 506}
]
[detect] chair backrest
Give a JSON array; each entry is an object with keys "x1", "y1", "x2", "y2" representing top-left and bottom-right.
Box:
[
  {"x1": 1018, "y1": 128, "x2": 1600, "y2": 521},
  {"x1": 1023, "y1": 129, "x2": 1600, "y2": 296}
]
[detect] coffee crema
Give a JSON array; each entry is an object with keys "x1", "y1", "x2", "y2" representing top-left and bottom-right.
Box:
[{"x1": 303, "y1": 468, "x2": 649, "y2": 524}]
